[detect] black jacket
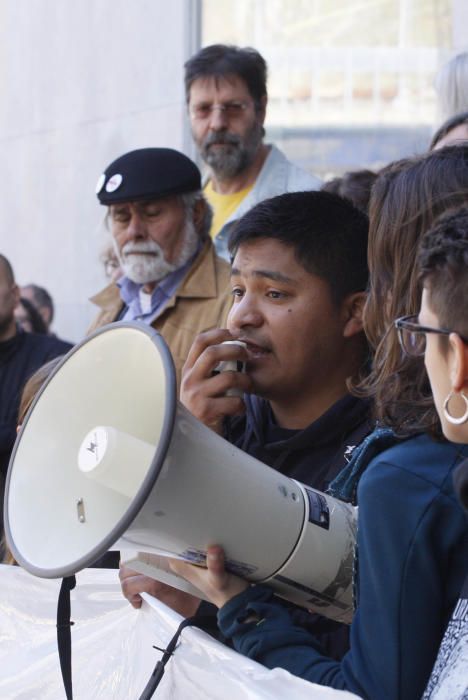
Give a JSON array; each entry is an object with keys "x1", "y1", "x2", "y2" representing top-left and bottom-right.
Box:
[
  {"x1": 225, "y1": 393, "x2": 372, "y2": 491},
  {"x1": 0, "y1": 329, "x2": 72, "y2": 476}
]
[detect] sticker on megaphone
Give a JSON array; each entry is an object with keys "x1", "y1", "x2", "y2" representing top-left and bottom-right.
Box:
[
  {"x1": 212, "y1": 340, "x2": 247, "y2": 397},
  {"x1": 180, "y1": 546, "x2": 258, "y2": 578}
]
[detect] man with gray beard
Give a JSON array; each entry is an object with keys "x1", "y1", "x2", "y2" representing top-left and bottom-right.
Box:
[
  {"x1": 88, "y1": 148, "x2": 232, "y2": 387},
  {"x1": 185, "y1": 44, "x2": 321, "y2": 260}
]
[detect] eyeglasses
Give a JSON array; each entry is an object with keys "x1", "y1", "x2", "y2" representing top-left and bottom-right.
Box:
[
  {"x1": 394, "y1": 314, "x2": 468, "y2": 357},
  {"x1": 189, "y1": 101, "x2": 250, "y2": 120}
]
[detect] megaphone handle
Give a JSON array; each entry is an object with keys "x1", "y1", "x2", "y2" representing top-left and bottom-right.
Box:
[{"x1": 56, "y1": 575, "x2": 76, "y2": 700}]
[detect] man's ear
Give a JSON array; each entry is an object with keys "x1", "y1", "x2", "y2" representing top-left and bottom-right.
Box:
[
  {"x1": 449, "y1": 333, "x2": 468, "y2": 393},
  {"x1": 257, "y1": 95, "x2": 267, "y2": 125},
  {"x1": 12, "y1": 283, "x2": 20, "y2": 308},
  {"x1": 40, "y1": 306, "x2": 52, "y2": 327},
  {"x1": 342, "y1": 291, "x2": 367, "y2": 339}
]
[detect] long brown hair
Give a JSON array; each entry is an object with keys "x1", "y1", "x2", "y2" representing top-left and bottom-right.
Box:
[{"x1": 357, "y1": 145, "x2": 468, "y2": 436}]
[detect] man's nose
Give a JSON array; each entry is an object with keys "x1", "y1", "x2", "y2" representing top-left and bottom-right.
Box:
[
  {"x1": 126, "y1": 212, "x2": 146, "y2": 240},
  {"x1": 228, "y1": 295, "x2": 263, "y2": 331},
  {"x1": 208, "y1": 106, "x2": 229, "y2": 131}
]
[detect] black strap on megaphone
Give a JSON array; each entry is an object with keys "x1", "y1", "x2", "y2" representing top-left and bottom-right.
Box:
[
  {"x1": 56, "y1": 575, "x2": 76, "y2": 700},
  {"x1": 138, "y1": 613, "x2": 219, "y2": 700},
  {"x1": 56, "y1": 578, "x2": 217, "y2": 700}
]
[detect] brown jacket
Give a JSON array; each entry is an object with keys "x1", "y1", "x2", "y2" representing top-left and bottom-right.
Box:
[{"x1": 88, "y1": 240, "x2": 232, "y2": 387}]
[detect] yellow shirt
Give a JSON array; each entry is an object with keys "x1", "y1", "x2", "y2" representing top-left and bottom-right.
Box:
[{"x1": 204, "y1": 181, "x2": 254, "y2": 239}]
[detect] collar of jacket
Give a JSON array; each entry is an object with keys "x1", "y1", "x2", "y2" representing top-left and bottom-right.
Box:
[
  {"x1": 243, "y1": 392, "x2": 371, "y2": 454},
  {"x1": 89, "y1": 239, "x2": 221, "y2": 313}
]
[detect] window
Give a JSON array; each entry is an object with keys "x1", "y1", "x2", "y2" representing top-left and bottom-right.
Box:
[{"x1": 202, "y1": 0, "x2": 452, "y2": 176}]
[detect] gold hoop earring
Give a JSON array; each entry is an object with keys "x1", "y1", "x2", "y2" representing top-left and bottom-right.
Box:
[{"x1": 443, "y1": 391, "x2": 468, "y2": 426}]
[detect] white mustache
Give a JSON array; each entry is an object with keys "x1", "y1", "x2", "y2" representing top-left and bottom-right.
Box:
[{"x1": 121, "y1": 241, "x2": 162, "y2": 257}]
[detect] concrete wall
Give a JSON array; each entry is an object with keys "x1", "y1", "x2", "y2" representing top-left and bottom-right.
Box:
[{"x1": 0, "y1": 0, "x2": 200, "y2": 342}]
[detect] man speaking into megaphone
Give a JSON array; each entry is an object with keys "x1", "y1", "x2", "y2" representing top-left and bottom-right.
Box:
[{"x1": 120, "y1": 190, "x2": 372, "y2": 660}]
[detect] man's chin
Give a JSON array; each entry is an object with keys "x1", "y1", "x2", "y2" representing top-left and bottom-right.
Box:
[
  {"x1": 122, "y1": 267, "x2": 165, "y2": 285},
  {"x1": 204, "y1": 144, "x2": 237, "y2": 160},
  {"x1": 120, "y1": 255, "x2": 173, "y2": 285},
  {"x1": 244, "y1": 365, "x2": 269, "y2": 397}
]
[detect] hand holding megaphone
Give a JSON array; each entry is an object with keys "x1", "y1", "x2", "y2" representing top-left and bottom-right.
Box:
[
  {"x1": 180, "y1": 328, "x2": 253, "y2": 434},
  {"x1": 169, "y1": 544, "x2": 249, "y2": 610},
  {"x1": 119, "y1": 561, "x2": 201, "y2": 615}
]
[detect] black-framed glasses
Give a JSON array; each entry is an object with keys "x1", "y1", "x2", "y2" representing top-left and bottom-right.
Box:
[{"x1": 394, "y1": 314, "x2": 468, "y2": 357}]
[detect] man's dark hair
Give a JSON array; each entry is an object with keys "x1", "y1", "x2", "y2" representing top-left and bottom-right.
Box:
[
  {"x1": 22, "y1": 284, "x2": 54, "y2": 323},
  {"x1": 18, "y1": 297, "x2": 48, "y2": 334},
  {"x1": 0, "y1": 254, "x2": 15, "y2": 285},
  {"x1": 430, "y1": 110, "x2": 468, "y2": 150},
  {"x1": 184, "y1": 44, "x2": 267, "y2": 107},
  {"x1": 228, "y1": 190, "x2": 369, "y2": 305},
  {"x1": 418, "y1": 205, "x2": 468, "y2": 339},
  {"x1": 321, "y1": 169, "x2": 378, "y2": 214}
]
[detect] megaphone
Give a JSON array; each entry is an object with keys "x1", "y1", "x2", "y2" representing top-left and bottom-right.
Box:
[{"x1": 4, "y1": 323, "x2": 356, "y2": 623}]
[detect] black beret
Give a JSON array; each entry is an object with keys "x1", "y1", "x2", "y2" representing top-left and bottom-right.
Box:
[{"x1": 96, "y1": 147, "x2": 201, "y2": 205}]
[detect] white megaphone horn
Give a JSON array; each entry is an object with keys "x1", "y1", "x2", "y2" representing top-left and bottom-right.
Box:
[{"x1": 4, "y1": 322, "x2": 357, "y2": 623}]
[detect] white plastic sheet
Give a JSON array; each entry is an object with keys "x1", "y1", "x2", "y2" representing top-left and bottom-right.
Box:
[{"x1": 0, "y1": 565, "x2": 361, "y2": 699}]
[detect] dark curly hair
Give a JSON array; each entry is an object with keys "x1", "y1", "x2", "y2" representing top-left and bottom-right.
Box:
[{"x1": 418, "y1": 205, "x2": 468, "y2": 340}]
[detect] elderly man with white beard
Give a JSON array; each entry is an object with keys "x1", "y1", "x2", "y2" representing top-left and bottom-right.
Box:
[{"x1": 88, "y1": 148, "x2": 232, "y2": 387}]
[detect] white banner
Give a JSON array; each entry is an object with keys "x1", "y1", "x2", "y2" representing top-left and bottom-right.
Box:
[{"x1": 0, "y1": 565, "x2": 361, "y2": 699}]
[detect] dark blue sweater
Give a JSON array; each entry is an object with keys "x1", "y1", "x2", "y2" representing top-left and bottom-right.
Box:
[
  {"x1": 218, "y1": 434, "x2": 468, "y2": 700},
  {"x1": 422, "y1": 458, "x2": 468, "y2": 698}
]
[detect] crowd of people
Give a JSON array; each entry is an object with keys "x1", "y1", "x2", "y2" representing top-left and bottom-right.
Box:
[{"x1": 2, "y1": 44, "x2": 468, "y2": 699}]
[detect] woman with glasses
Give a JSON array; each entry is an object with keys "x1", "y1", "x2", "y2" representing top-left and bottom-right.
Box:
[
  {"x1": 410, "y1": 207, "x2": 468, "y2": 699},
  {"x1": 171, "y1": 146, "x2": 468, "y2": 700}
]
